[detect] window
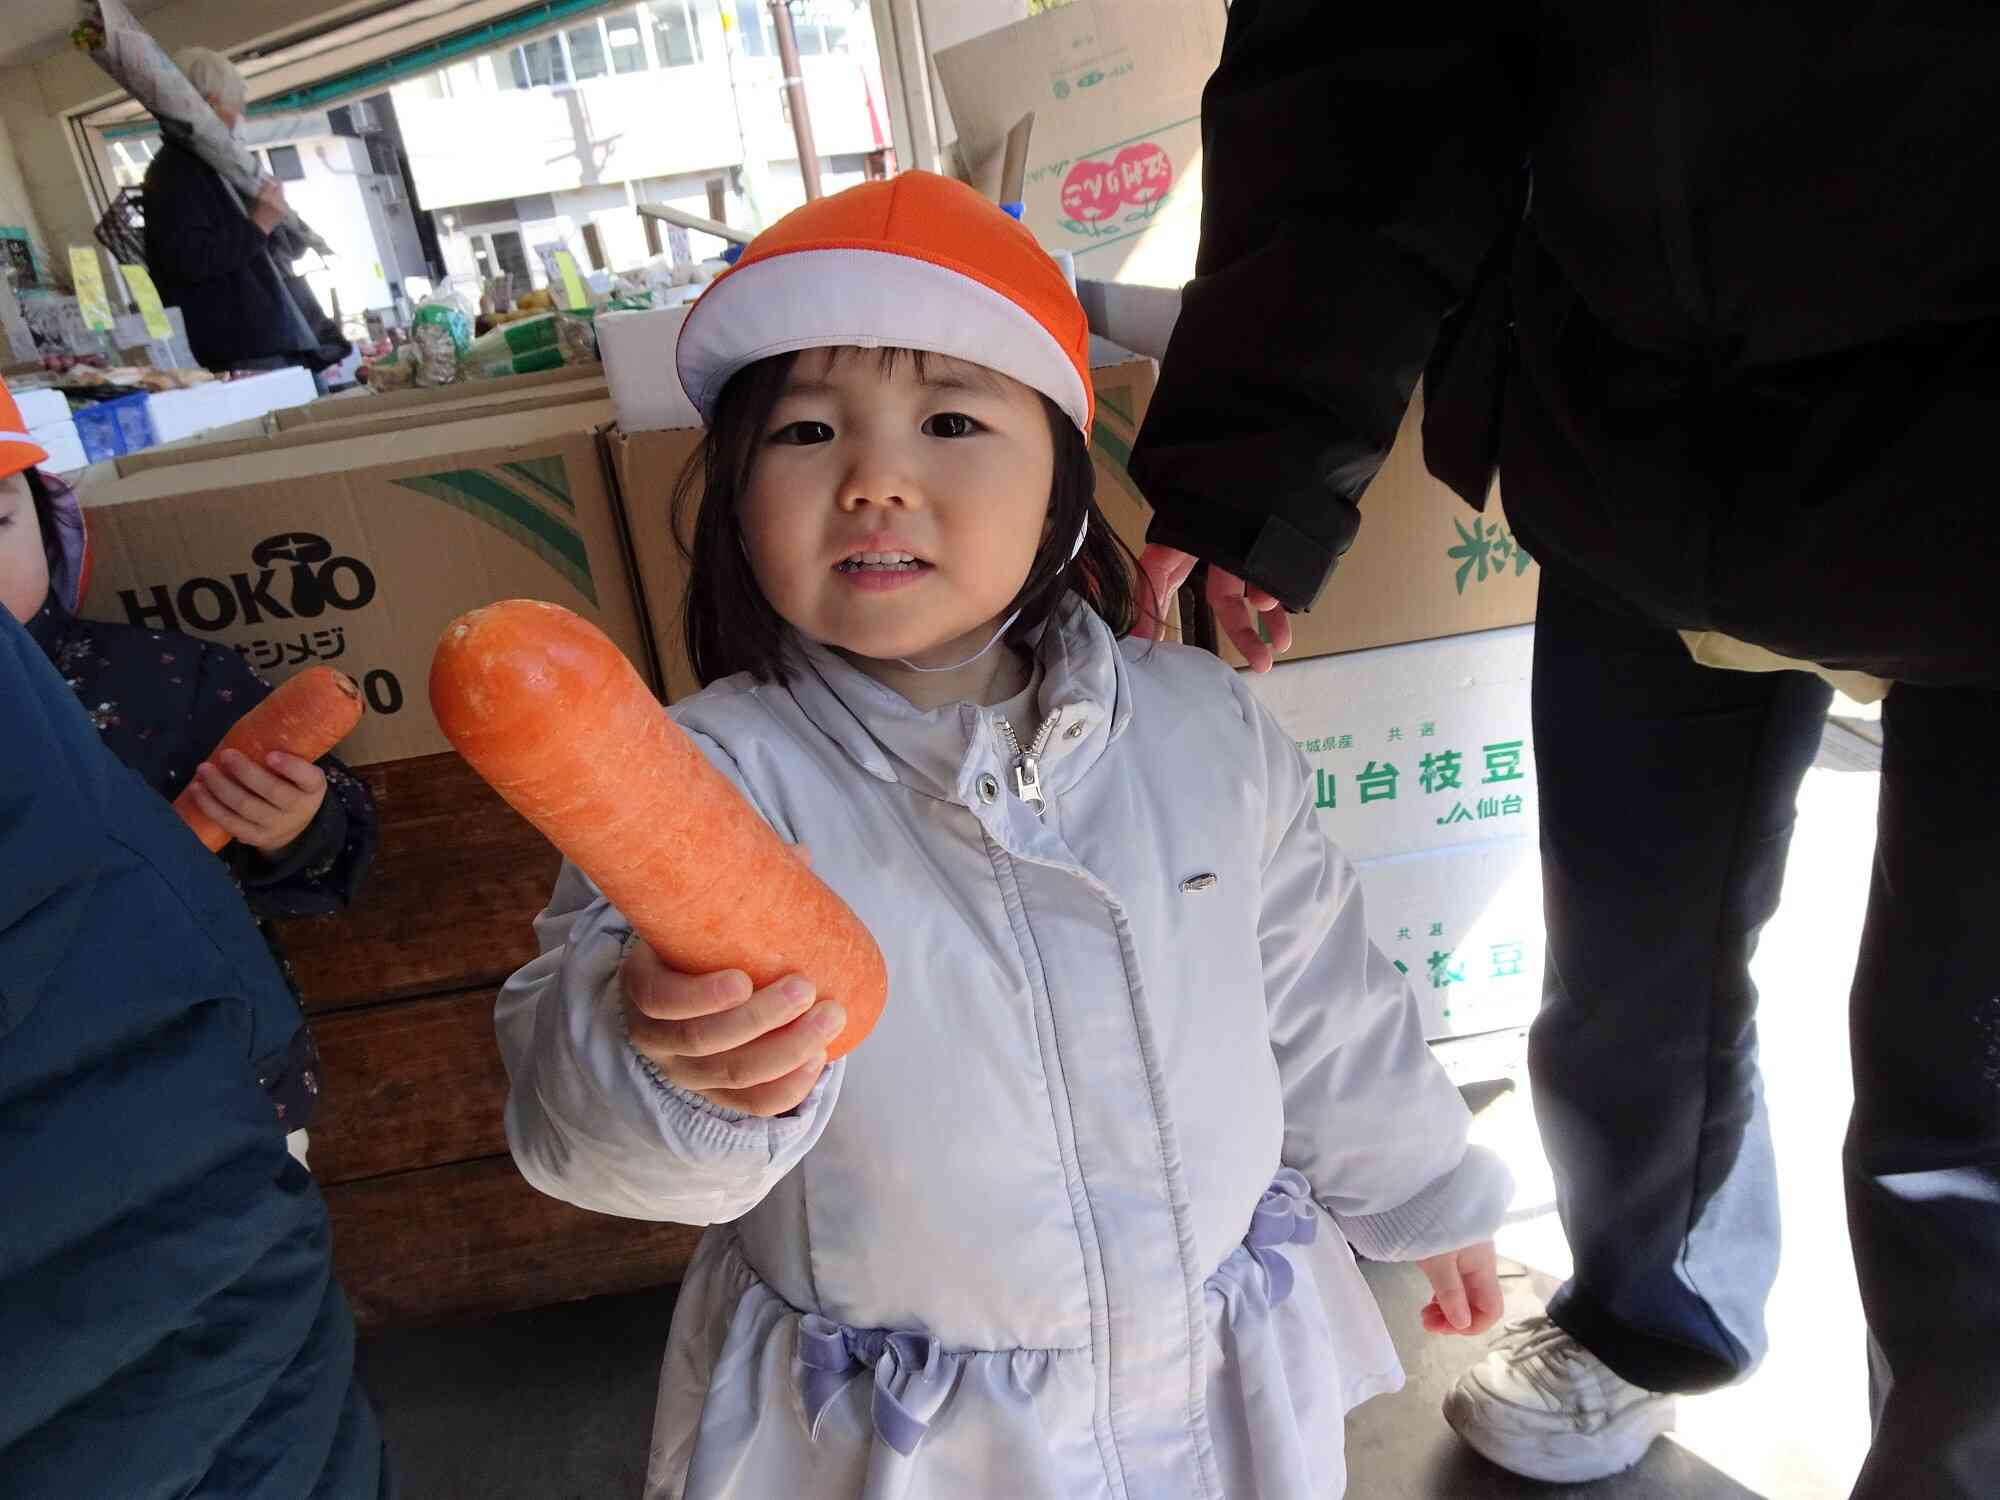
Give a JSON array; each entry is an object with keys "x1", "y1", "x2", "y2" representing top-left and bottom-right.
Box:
[
  {"x1": 496, "y1": 49, "x2": 528, "y2": 89},
  {"x1": 735, "y1": 1, "x2": 772, "y2": 57},
  {"x1": 565, "y1": 22, "x2": 608, "y2": 79},
  {"x1": 367, "y1": 136, "x2": 399, "y2": 177},
  {"x1": 519, "y1": 35, "x2": 569, "y2": 87},
  {"x1": 267, "y1": 145, "x2": 306, "y2": 181},
  {"x1": 606, "y1": 9, "x2": 650, "y2": 74},
  {"x1": 492, "y1": 230, "x2": 532, "y2": 284},
  {"x1": 649, "y1": 1, "x2": 702, "y2": 66}
]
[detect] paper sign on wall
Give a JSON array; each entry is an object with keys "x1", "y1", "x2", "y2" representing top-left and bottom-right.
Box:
[
  {"x1": 69, "y1": 246, "x2": 116, "y2": 331},
  {"x1": 120, "y1": 263, "x2": 173, "y2": 338},
  {"x1": 553, "y1": 250, "x2": 590, "y2": 311}
]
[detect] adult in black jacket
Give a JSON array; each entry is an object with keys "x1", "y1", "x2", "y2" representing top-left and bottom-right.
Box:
[
  {"x1": 141, "y1": 48, "x2": 345, "y2": 374},
  {"x1": 1127, "y1": 4, "x2": 1999, "y2": 1494}
]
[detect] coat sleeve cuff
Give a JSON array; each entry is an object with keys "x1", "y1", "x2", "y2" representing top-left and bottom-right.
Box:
[
  {"x1": 1332, "y1": 1144, "x2": 1513, "y2": 1261},
  {"x1": 1144, "y1": 499, "x2": 1360, "y2": 614}
]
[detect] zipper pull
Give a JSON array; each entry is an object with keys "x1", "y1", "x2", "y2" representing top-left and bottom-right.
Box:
[{"x1": 1013, "y1": 752, "x2": 1044, "y2": 812}]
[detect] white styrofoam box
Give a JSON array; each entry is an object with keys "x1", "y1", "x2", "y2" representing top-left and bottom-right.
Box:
[
  {"x1": 1242, "y1": 625, "x2": 1537, "y2": 864},
  {"x1": 30, "y1": 419, "x2": 88, "y2": 474},
  {"x1": 1357, "y1": 837, "x2": 1545, "y2": 1041},
  {"x1": 146, "y1": 366, "x2": 317, "y2": 444},
  {"x1": 597, "y1": 305, "x2": 700, "y2": 433},
  {"x1": 13, "y1": 386, "x2": 70, "y2": 429}
]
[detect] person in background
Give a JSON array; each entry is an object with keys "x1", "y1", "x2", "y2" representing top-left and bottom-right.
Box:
[
  {"x1": 1125, "y1": 5, "x2": 1999, "y2": 1495},
  {"x1": 0, "y1": 375, "x2": 377, "y2": 1150},
  {"x1": 141, "y1": 47, "x2": 349, "y2": 375},
  {"x1": 0, "y1": 601, "x2": 393, "y2": 1498}
]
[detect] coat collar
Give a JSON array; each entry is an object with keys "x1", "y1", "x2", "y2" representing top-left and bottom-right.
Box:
[{"x1": 783, "y1": 599, "x2": 1134, "y2": 806}]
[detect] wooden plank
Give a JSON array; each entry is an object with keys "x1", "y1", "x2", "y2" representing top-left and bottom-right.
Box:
[
  {"x1": 325, "y1": 1156, "x2": 701, "y2": 1328},
  {"x1": 274, "y1": 752, "x2": 561, "y2": 1013},
  {"x1": 308, "y1": 989, "x2": 511, "y2": 1186}
]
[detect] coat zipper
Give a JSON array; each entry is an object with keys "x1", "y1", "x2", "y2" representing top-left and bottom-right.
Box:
[{"x1": 996, "y1": 708, "x2": 1063, "y2": 814}]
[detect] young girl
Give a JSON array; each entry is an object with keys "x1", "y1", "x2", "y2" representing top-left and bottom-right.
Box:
[
  {"x1": 0, "y1": 383, "x2": 376, "y2": 1134},
  {"x1": 498, "y1": 173, "x2": 1510, "y2": 1500}
]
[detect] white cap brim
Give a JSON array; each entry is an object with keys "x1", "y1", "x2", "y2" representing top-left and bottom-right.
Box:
[{"x1": 676, "y1": 247, "x2": 1091, "y2": 432}]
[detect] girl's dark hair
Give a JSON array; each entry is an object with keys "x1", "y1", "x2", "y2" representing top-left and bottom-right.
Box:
[
  {"x1": 24, "y1": 466, "x2": 82, "y2": 593},
  {"x1": 671, "y1": 348, "x2": 1138, "y2": 688}
]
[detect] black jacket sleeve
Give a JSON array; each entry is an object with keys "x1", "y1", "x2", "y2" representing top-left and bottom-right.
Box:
[
  {"x1": 142, "y1": 145, "x2": 272, "y2": 288},
  {"x1": 1127, "y1": 2, "x2": 1529, "y2": 610}
]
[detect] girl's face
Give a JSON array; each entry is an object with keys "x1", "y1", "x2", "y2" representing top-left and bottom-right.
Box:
[
  {"x1": 739, "y1": 348, "x2": 1054, "y2": 684},
  {"x1": 0, "y1": 471, "x2": 49, "y2": 625}
]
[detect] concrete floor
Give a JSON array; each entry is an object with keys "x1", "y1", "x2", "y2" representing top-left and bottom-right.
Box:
[{"x1": 360, "y1": 710, "x2": 1884, "y2": 1498}]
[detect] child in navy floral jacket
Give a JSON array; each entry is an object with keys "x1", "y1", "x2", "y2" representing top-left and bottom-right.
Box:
[{"x1": 0, "y1": 381, "x2": 375, "y2": 1131}]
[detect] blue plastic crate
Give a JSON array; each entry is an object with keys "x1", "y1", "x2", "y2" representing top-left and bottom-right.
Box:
[{"x1": 73, "y1": 391, "x2": 157, "y2": 463}]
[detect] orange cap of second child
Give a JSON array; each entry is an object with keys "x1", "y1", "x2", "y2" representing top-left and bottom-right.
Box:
[{"x1": 0, "y1": 375, "x2": 52, "y2": 479}]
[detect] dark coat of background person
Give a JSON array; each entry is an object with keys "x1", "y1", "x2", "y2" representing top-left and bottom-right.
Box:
[
  {"x1": 142, "y1": 138, "x2": 349, "y2": 374},
  {"x1": 1128, "y1": 1, "x2": 2000, "y2": 685}
]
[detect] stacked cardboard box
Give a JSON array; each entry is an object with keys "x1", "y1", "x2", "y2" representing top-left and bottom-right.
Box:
[
  {"x1": 78, "y1": 397, "x2": 648, "y2": 766},
  {"x1": 1243, "y1": 629, "x2": 1540, "y2": 1040}
]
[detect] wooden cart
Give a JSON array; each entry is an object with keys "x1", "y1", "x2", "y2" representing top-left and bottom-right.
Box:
[{"x1": 278, "y1": 753, "x2": 698, "y2": 1327}]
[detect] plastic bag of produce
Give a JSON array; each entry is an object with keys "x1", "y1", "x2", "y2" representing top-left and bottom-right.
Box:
[
  {"x1": 463, "y1": 313, "x2": 564, "y2": 379},
  {"x1": 410, "y1": 294, "x2": 474, "y2": 386}
]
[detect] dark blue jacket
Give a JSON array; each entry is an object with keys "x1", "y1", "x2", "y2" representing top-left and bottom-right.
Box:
[{"x1": 0, "y1": 611, "x2": 389, "y2": 1497}]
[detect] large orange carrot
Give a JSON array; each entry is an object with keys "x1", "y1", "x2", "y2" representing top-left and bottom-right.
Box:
[
  {"x1": 428, "y1": 599, "x2": 887, "y2": 1059},
  {"x1": 174, "y1": 665, "x2": 364, "y2": 852}
]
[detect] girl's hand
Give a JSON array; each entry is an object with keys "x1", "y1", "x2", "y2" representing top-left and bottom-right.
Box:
[
  {"x1": 187, "y1": 749, "x2": 327, "y2": 854},
  {"x1": 1417, "y1": 1239, "x2": 1505, "y2": 1336},
  {"x1": 621, "y1": 945, "x2": 842, "y2": 1118}
]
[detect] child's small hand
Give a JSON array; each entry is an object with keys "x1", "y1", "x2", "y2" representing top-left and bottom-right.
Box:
[
  {"x1": 1417, "y1": 1239, "x2": 1505, "y2": 1337},
  {"x1": 621, "y1": 941, "x2": 842, "y2": 1119},
  {"x1": 187, "y1": 750, "x2": 328, "y2": 855}
]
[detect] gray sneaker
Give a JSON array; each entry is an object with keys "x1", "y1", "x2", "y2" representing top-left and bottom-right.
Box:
[{"x1": 1443, "y1": 1315, "x2": 1679, "y2": 1483}]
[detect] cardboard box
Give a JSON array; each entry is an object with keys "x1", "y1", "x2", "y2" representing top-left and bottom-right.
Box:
[
  {"x1": 78, "y1": 399, "x2": 651, "y2": 766},
  {"x1": 12, "y1": 386, "x2": 70, "y2": 429},
  {"x1": 270, "y1": 362, "x2": 604, "y2": 430},
  {"x1": 1242, "y1": 625, "x2": 1541, "y2": 1040},
  {"x1": 1241, "y1": 625, "x2": 1537, "y2": 864},
  {"x1": 1355, "y1": 839, "x2": 1544, "y2": 1040},
  {"x1": 606, "y1": 344, "x2": 1173, "y2": 704},
  {"x1": 147, "y1": 367, "x2": 318, "y2": 446},
  {"x1": 113, "y1": 376, "x2": 612, "y2": 479},
  {"x1": 31, "y1": 418, "x2": 87, "y2": 474},
  {"x1": 933, "y1": 0, "x2": 1225, "y2": 288}
]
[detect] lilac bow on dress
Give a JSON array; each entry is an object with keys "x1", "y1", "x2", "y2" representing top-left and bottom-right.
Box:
[
  {"x1": 1245, "y1": 1167, "x2": 1319, "y2": 1306},
  {"x1": 796, "y1": 1315, "x2": 947, "y2": 1456}
]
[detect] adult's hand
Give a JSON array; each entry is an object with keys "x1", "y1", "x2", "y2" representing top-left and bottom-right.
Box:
[
  {"x1": 1134, "y1": 543, "x2": 1294, "y2": 672},
  {"x1": 251, "y1": 180, "x2": 288, "y2": 234},
  {"x1": 1206, "y1": 565, "x2": 1293, "y2": 674}
]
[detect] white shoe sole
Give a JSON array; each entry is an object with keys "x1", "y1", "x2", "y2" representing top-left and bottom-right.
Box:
[{"x1": 1442, "y1": 1386, "x2": 1678, "y2": 1484}]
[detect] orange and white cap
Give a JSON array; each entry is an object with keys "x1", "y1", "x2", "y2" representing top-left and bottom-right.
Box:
[
  {"x1": 0, "y1": 375, "x2": 51, "y2": 479},
  {"x1": 677, "y1": 171, "x2": 1092, "y2": 433}
]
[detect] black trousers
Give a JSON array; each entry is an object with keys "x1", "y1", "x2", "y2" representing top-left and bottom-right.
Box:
[{"x1": 1527, "y1": 572, "x2": 2000, "y2": 1497}]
